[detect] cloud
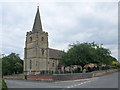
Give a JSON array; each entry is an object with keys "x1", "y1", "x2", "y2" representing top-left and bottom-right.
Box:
[{"x1": 1, "y1": 2, "x2": 118, "y2": 59}]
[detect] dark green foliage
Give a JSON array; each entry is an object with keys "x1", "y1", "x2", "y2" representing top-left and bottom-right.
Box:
[
  {"x1": 61, "y1": 42, "x2": 117, "y2": 68},
  {"x1": 72, "y1": 68, "x2": 82, "y2": 73},
  {"x1": 2, "y1": 53, "x2": 23, "y2": 76},
  {"x1": 2, "y1": 80, "x2": 8, "y2": 90}
]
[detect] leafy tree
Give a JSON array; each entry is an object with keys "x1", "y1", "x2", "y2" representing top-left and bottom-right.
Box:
[
  {"x1": 2, "y1": 53, "x2": 23, "y2": 75},
  {"x1": 111, "y1": 61, "x2": 120, "y2": 68},
  {"x1": 61, "y1": 42, "x2": 117, "y2": 69}
]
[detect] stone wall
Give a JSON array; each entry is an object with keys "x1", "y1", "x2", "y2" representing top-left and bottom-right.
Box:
[
  {"x1": 3, "y1": 73, "x2": 92, "y2": 81},
  {"x1": 3, "y1": 69, "x2": 119, "y2": 81},
  {"x1": 52, "y1": 73, "x2": 92, "y2": 81},
  {"x1": 27, "y1": 75, "x2": 53, "y2": 81}
]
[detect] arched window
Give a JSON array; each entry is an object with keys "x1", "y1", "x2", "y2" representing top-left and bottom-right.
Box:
[
  {"x1": 41, "y1": 37, "x2": 44, "y2": 41},
  {"x1": 41, "y1": 49, "x2": 44, "y2": 56},
  {"x1": 30, "y1": 37, "x2": 32, "y2": 42},
  {"x1": 30, "y1": 60, "x2": 32, "y2": 69}
]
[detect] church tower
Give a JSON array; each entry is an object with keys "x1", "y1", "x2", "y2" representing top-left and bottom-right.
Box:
[{"x1": 24, "y1": 7, "x2": 49, "y2": 75}]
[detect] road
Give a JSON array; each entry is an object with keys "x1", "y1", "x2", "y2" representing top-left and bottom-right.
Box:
[{"x1": 5, "y1": 72, "x2": 118, "y2": 89}]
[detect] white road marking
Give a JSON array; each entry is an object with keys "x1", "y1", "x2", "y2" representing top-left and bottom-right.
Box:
[
  {"x1": 66, "y1": 77, "x2": 98, "y2": 88},
  {"x1": 54, "y1": 79, "x2": 88, "y2": 83}
]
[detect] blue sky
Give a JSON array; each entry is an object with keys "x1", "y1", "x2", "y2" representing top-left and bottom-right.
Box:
[{"x1": 0, "y1": 2, "x2": 118, "y2": 59}]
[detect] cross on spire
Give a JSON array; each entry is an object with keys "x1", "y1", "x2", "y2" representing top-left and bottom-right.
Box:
[{"x1": 32, "y1": 6, "x2": 43, "y2": 32}]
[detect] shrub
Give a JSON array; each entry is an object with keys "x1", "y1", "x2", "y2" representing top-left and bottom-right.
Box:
[{"x1": 2, "y1": 80, "x2": 8, "y2": 90}]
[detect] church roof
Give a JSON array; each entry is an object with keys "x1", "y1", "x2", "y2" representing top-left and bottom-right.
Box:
[
  {"x1": 49, "y1": 48, "x2": 64, "y2": 60},
  {"x1": 32, "y1": 6, "x2": 43, "y2": 32}
]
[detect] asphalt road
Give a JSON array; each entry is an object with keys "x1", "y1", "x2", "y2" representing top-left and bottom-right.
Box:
[{"x1": 5, "y1": 72, "x2": 118, "y2": 89}]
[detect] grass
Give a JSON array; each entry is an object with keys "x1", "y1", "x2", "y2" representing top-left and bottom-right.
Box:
[
  {"x1": 15, "y1": 73, "x2": 24, "y2": 76},
  {"x1": 6, "y1": 73, "x2": 25, "y2": 76}
]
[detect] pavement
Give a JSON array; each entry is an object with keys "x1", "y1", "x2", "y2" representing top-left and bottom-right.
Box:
[{"x1": 5, "y1": 72, "x2": 119, "y2": 89}]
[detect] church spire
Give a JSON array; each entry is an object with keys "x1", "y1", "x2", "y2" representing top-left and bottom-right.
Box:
[{"x1": 32, "y1": 6, "x2": 43, "y2": 32}]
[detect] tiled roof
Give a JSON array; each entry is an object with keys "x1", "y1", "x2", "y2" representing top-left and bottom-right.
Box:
[{"x1": 49, "y1": 48, "x2": 64, "y2": 59}]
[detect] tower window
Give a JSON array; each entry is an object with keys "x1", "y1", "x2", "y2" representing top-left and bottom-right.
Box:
[
  {"x1": 52, "y1": 62, "x2": 55, "y2": 67},
  {"x1": 41, "y1": 37, "x2": 44, "y2": 41},
  {"x1": 41, "y1": 49, "x2": 44, "y2": 56},
  {"x1": 30, "y1": 60, "x2": 32, "y2": 69},
  {"x1": 30, "y1": 37, "x2": 32, "y2": 42}
]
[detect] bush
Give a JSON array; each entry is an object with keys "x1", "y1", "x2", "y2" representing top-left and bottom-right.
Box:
[
  {"x1": 2, "y1": 80, "x2": 8, "y2": 90},
  {"x1": 110, "y1": 66, "x2": 119, "y2": 69},
  {"x1": 72, "y1": 68, "x2": 82, "y2": 73}
]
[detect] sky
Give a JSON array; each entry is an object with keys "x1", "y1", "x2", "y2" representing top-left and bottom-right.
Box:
[{"x1": 0, "y1": 1, "x2": 118, "y2": 60}]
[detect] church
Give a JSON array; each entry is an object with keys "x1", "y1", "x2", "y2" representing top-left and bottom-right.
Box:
[{"x1": 24, "y1": 7, "x2": 63, "y2": 75}]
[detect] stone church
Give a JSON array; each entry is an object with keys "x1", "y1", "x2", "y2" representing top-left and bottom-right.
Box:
[{"x1": 24, "y1": 7, "x2": 63, "y2": 75}]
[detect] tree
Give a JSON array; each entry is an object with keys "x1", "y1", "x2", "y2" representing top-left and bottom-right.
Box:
[
  {"x1": 60, "y1": 42, "x2": 117, "y2": 70},
  {"x1": 2, "y1": 53, "x2": 23, "y2": 75},
  {"x1": 111, "y1": 61, "x2": 120, "y2": 68}
]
